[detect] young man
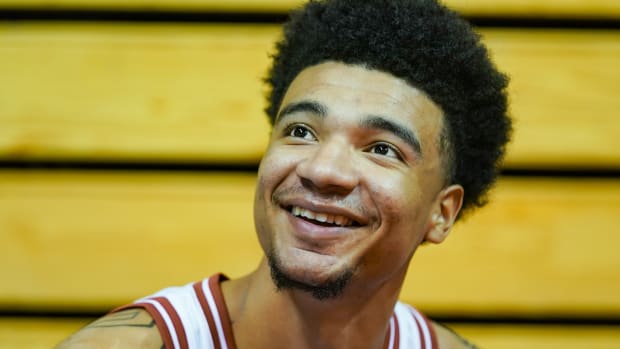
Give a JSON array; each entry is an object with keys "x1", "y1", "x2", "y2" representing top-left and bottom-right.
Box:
[{"x1": 58, "y1": 0, "x2": 510, "y2": 348}]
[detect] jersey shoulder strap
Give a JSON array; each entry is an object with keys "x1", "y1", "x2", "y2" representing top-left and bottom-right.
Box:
[
  {"x1": 112, "y1": 274, "x2": 236, "y2": 349},
  {"x1": 393, "y1": 301, "x2": 439, "y2": 349}
]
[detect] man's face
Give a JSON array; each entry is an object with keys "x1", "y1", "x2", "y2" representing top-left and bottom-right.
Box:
[{"x1": 254, "y1": 61, "x2": 458, "y2": 298}]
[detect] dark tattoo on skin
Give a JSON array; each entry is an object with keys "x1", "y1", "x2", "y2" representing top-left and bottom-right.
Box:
[
  {"x1": 86, "y1": 310, "x2": 157, "y2": 329},
  {"x1": 439, "y1": 323, "x2": 479, "y2": 349}
]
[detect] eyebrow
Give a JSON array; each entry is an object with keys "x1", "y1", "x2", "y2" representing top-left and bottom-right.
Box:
[
  {"x1": 360, "y1": 116, "x2": 422, "y2": 156},
  {"x1": 276, "y1": 100, "x2": 327, "y2": 122},
  {"x1": 277, "y1": 100, "x2": 422, "y2": 156}
]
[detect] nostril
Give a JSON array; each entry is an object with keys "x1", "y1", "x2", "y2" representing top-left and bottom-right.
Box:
[
  {"x1": 295, "y1": 143, "x2": 358, "y2": 186},
  {"x1": 297, "y1": 161, "x2": 359, "y2": 194}
]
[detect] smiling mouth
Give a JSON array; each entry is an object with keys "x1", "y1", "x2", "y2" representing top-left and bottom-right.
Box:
[{"x1": 286, "y1": 206, "x2": 361, "y2": 228}]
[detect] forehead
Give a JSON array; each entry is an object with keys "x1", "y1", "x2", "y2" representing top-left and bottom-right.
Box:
[
  {"x1": 279, "y1": 61, "x2": 445, "y2": 150},
  {"x1": 283, "y1": 61, "x2": 431, "y2": 105}
]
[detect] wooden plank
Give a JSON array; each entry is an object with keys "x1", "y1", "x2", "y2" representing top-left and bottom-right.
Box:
[
  {"x1": 0, "y1": 317, "x2": 89, "y2": 349},
  {"x1": 1, "y1": 317, "x2": 620, "y2": 349},
  {"x1": 451, "y1": 324, "x2": 620, "y2": 349},
  {"x1": 1, "y1": 24, "x2": 619, "y2": 168},
  {"x1": 485, "y1": 30, "x2": 620, "y2": 169},
  {"x1": 1, "y1": 171, "x2": 619, "y2": 316},
  {"x1": 446, "y1": 0, "x2": 620, "y2": 18},
  {"x1": 405, "y1": 176, "x2": 620, "y2": 316},
  {"x1": 0, "y1": 23, "x2": 276, "y2": 164},
  {"x1": 0, "y1": 171, "x2": 262, "y2": 310},
  {"x1": 0, "y1": 0, "x2": 619, "y2": 19}
]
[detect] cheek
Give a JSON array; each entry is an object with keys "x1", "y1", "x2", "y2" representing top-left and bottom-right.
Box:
[
  {"x1": 368, "y1": 174, "x2": 415, "y2": 219},
  {"x1": 259, "y1": 145, "x2": 299, "y2": 180},
  {"x1": 254, "y1": 158, "x2": 288, "y2": 212},
  {"x1": 253, "y1": 149, "x2": 299, "y2": 245},
  {"x1": 369, "y1": 177, "x2": 429, "y2": 248},
  {"x1": 254, "y1": 150, "x2": 285, "y2": 198},
  {"x1": 253, "y1": 172, "x2": 270, "y2": 251},
  {"x1": 253, "y1": 154, "x2": 279, "y2": 244}
]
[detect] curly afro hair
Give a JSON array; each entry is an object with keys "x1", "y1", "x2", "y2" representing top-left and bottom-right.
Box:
[{"x1": 264, "y1": 0, "x2": 511, "y2": 219}]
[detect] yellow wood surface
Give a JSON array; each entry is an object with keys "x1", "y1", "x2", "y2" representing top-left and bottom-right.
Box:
[
  {"x1": 0, "y1": 24, "x2": 275, "y2": 164},
  {"x1": 1, "y1": 318, "x2": 619, "y2": 349},
  {"x1": 451, "y1": 324, "x2": 620, "y2": 349},
  {"x1": 0, "y1": 317, "x2": 88, "y2": 349},
  {"x1": 0, "y1": 0, "x2": 619, "y2": 18},
  {"x1": 1, "y1": 24, "x2": 619, "y2": 168},
  {"x1": 485, "y1": 29, "x2": 620, "y2": 169},
  {"x1": 406, "y1": 176, "x2": 620, "y2": 317},
  {"x1": 0, "y1": 171, "x2": 262, "y2": 310},
  {"x1": 1, "y1": 171, "x2": 619, "y2": 316}
]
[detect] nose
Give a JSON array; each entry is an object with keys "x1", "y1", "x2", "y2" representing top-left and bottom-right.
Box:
[{"x1": 296, "y1": 138, "x2": 359, "y2": 194}]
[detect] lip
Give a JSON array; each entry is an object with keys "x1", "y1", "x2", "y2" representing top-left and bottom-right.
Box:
[
  {"x1": 285, "y1": 209, "x2": 357, "y2": 242},
  {"x1": 279, "y1": 198, "x2": 368, "y2": 243},
  {"x1": 281, "y1": 198, "x2": 368, "y2": 226}
]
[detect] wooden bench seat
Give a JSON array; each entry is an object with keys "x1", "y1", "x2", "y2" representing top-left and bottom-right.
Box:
[
  {"x1": 0, "y1": 0, "x2": 619, "y2": 19},
  {"x1": 453, "y1": 323, "x2": 620, "y2": 349},
  {"x1": 1, "y1": 24, "x2": 619, "y2": 169},
  {"x1": 1, "y1": 170, "x2": 619, "y2": 317}
]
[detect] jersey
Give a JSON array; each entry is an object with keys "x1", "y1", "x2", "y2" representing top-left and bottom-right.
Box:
[{"x1": 115, "y1": 274, "x2": 438, "y2": 349}]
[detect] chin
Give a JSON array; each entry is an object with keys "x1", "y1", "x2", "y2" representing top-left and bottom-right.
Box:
[{"x1": 266, "y1": 248, "x2": 355, "y2": 301}]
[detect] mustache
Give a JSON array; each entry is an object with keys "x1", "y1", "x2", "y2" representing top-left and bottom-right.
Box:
[{"x1": 272, "y1": 185, "x2": 367, "y2": 216}]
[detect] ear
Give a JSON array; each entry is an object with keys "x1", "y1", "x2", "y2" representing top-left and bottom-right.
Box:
[{"x1": 424, "y1": 184, "x2": 464, "y2": 244}]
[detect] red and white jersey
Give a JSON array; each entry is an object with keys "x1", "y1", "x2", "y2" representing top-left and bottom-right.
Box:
[{"x1": 116, "y1": 274, "x2": 438, "y2": 349}]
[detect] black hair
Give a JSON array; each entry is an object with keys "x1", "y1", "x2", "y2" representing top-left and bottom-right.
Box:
[{"x1": 265, "y1": 0, "x2": 511, "y2": 218}]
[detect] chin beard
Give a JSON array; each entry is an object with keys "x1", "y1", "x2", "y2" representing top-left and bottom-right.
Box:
[{"x1": 267, "y1": 250, "x2": 354, "y2": 301}]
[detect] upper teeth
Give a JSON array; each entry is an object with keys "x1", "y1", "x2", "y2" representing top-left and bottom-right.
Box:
[{"x1": 291, "y1": 206, "x2": 353, "y2": 227}]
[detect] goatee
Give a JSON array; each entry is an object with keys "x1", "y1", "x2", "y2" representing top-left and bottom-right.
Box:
[{"x1": 267, "y1": 249, "x2": 354, "y2": 301}]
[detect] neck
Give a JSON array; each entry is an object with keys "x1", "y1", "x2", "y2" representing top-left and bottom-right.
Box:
[{"x1": 222, "y1": 259, "x2": 408, "y2": 349}]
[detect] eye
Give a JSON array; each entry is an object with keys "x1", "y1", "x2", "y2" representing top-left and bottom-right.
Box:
[
  {"x1": 367, "y1": 142, "x2": 402, "y2": 160},
  {"x1": 286, "y1": 124, "x2": 317, "y2": 141}
]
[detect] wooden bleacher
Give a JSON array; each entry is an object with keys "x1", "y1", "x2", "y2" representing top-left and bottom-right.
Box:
[
  {"x1": 0, "y1": 1, "x2": 619, "y2": 348},
  {"x1": 2, "y1": 0, "x2": 620, "y2": 18}
]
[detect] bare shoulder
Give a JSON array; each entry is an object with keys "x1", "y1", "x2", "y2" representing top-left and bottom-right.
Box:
[
  {"x1": 55, "y1": 309, "x2": 163, "y2": 349},
  {"x1": 431, "y1": 321, "x2": 479, "y2": 349}
]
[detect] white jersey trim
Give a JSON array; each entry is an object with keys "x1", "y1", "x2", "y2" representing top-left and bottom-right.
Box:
[
  {"x1": 122, "y1": 276, "x2": 437, "y2": 349},
  {"x1": 140, "y1": 299, "x2": 181, "y2": 349},
  {"x1": 412, "y1": 308, "x2": 433, "y2": 349},
  {"x1": 202, "y1": 278, "x2": 229, "y2": 349}
]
